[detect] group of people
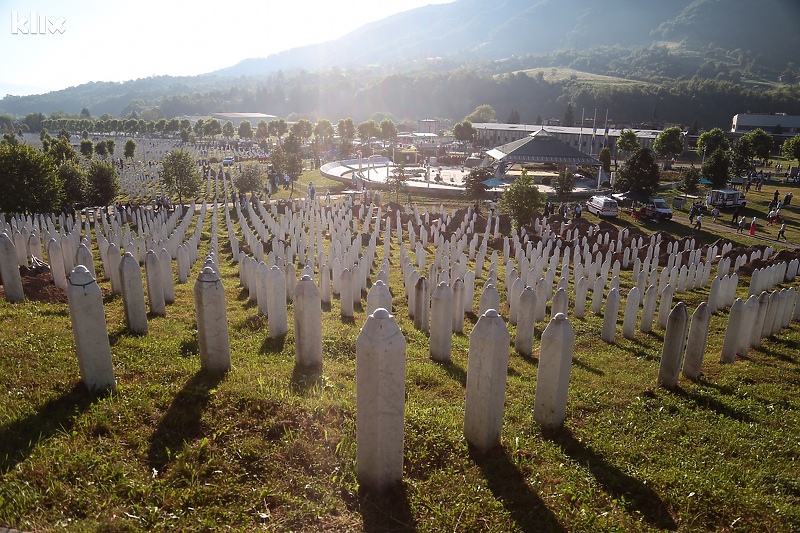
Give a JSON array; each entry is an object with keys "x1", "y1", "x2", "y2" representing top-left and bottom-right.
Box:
[{"x1": 542, "y1": 201, "x2": 581, "y2": 219}]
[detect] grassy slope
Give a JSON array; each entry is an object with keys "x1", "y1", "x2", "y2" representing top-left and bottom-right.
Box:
[{"x1": 0, "y1": 176, "x2": 799, "y2": 531}]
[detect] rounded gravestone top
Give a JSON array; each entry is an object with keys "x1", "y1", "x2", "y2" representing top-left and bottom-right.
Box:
[
  {"x1": 70, "y1": 265, "x2": 95, "y2": 286},
  {"x1": 374, "y1": 280, "x2": 385, "y2": 286},
  {"x1": 552, "y1": 312, "x2": 568, "y2": 322},
  {"x1": 301, "y1": 274, "x2": 312, "y2": 281},
  {"x1": 439, "y1": 281, "x2": 449, "y2": 287},
  {"x1": 198, "y1": 266, "x2": 219, "y2": 282},
  {"x1": 372, "y1": 308, "x2": 390, "y2": 319},
  {"x1": 484, "y1": 309, "x2": 500, "y2": 318},
  {"x1": 485, "y1": 283, "x2": 495, "y2": 289},
  {"x1": 123, "y1": 251, "x2": 134, "y2": 258}
]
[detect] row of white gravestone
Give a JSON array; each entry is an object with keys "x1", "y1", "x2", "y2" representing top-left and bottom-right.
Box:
[
  {"x1": 225, "y1": 170, "x2": 800, "y2": 381},
  {"x1": 355, "y1": 307, "x2": 576, "y2": 491}
]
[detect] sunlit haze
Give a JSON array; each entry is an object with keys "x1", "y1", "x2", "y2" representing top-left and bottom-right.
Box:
[{"x1": 1, "y1": 0, "x2": 455, "y2": 97}]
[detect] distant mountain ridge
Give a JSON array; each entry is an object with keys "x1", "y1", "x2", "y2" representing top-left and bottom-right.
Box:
[
  {"x1": 213, "y1": 0, "x2": 700, "y2": 77},
  {"x1": 2, "y1": 0, "x2": 799, "y2": 120}
]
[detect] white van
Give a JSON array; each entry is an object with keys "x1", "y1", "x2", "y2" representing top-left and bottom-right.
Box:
[{"x1": 586, "y1": 195, "x2": 619, "y2": 217}]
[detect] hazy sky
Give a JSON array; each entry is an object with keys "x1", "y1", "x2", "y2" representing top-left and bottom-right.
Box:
[{"x1": 1, "y1": 0, "x2": 454, "y2": 96}]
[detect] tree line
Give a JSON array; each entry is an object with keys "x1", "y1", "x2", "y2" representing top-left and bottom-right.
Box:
[{"x1": 3, "y1": 44, "x2": 800, "y2": 132}]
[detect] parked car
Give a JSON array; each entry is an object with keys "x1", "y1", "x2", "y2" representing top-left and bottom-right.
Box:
[
  {"x1": 586, "y1": 195, "x2": 619, "y2": 217},
  {"x1": 642, "y1": 197, "x2": 673, "y2": 221},
  {"x1": 222, "y1": 156, "x2": 235, "y2": 166}
]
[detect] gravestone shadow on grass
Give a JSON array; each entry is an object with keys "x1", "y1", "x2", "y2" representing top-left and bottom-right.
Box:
[
  {"x1": 147, "y1": 368, "x2": 226, "y2": 471},
  {"x1": 469, "y1": 444, "x2": 566, "y2": 533},
  {"x1": 291, "y1": 363, "x2": 324, "y2": 394},
  {"x1": 179, "y1": 337, "x2": 199, "y2": 358},
  {"x1": 669, "y1": 386, "x2": 753, "y2": 423},
  {"x1": 571, "y1": 355, "x2": 604, "y2": 376},
  {"x1": 260, "y1": 334, "x2": 287, "y2": 354},
  {"x1": 542, "y1": 426, "x2": 678, "y2": 531},
  {"x1": 358, "y1": 482, "x2": 418, "y2": 533},
  {"x1": 433, "y1": 359, "x2": 467, "y2": 388},
  {"x1": 0, "y1": 382, "x2": 106, "y2": 475}
]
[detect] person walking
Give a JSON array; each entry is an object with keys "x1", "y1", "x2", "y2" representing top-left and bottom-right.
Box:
[
  {"x1": 731, "y1": 206, "x2": 740, "y2": 224},
  {"x1": 738, "y1": 216, "x2": 747, "y2": 233},
  {"x1": 694, "y1": 213, "x2": 703, "y2": 231},
  {"x1": 749, "y1": 217, "x2": 758, "y2": 236},
  {"x1": 777, "y1": 222, "x2": 787, "y2": 241},
  {"x1": 711, "y1": 206, "x2": 720, "y2": 222}
]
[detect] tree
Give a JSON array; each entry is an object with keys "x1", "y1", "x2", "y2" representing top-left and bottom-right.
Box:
[
  {"x1": 680, "y1": 166, "x2": 701, "y2": 196},
  {"x1": 554, "y1": 167, "x2": 575, "y2": 199},
  {"x1": 161, "y1": 149, "x2": 202, "y2": 207},
  {"x1": 338, "y1": 138, "x2": 353, "y2": 159},
  {"x1": 598, "y1": 147, "x2": 612, "y2": 175},
  {"x1": 103, "y1": 139, "x2": 115, "y2": 158},
  {"x1": 222, "y1": 121, "x2": 235, "y2": 139},
  {"x1": 387, "y1": 164, "x2": 407, "y2": 203},
  {"x1": 180, "y1": 128, "x2": 191, "y2": 143},
  {"x1": 1, "y1": 133, "x2": 20, "y2": 147},
  {"x1": 741, "y1": 128, "x2": 773, "y2": 162},
  {"x1": 80, "y1": 107, "x2": 91, "y2": 118},
  {"x1": 167, "y1": 119, "x2": 181, "y2": 134},
  {"x1": 337, "y1": 118, "x2": 356, "y2": 140},
  {"x1": 285, "y1": 152, "x2": 303, "y2": 182},
  {"x1": 499, "y1": 170, "x2": 545, "y2": 229},
  {"x1": 86, "y1": 160, "x2": 119, "y2": 206},
  {"x1": 465, "y1": 104, "x2": 496, "y2": 123},
  {"x1": 94, "y1": 140, "x2": 108, "y2": 158},
  {"x1": 0, "y1": 143, "x2": 63, "y2": 214},
  {"x1": 507, "y1": 109, "x2": 521, "y2": 124},
  {"x1": 268, "y1": 119, "x2": 288, "y2": 145},
  {"x1": 563, "y1": 103, "x2": 575, "y2": 127},
  {"x1": 730, "y1": 137, "x2": 752, "y2": 180},
  {"x1": 653, "y1": 126, "x2": 684, "y2": 160},
  {"x1": 613, "y1": 147, "x2": 660, "y2": 197},
  {"x1": 453, "y1": 120, "x2": 477, "y2": 148},
  {"x1": 291, "y1": 119, "x2": 313, "y2": 143},
  {"x1": 124, "y1": 138, "x2": 136, "y2": 160},
  {"x1": 696, "y1": 128, "x2": 729, "y2": 158},
  {"x1": 204, "y1": 118, "x2": 222, "y2": 138},
  {"x1": 357, "y1": 120, "x2": 379, "y2": 146},
  {"x1": 379, "y1": 119, "x2": 397, "y2": 145},
  {"x1": 256, "y1": 120, "x2": 269, "y2": 140},
  {"x1": 701, "y1": 147, "x2": 730, "y2": 189},
  {"x1": 193, "y1": 119, "x2": 204, "y2": 138},
  {"x1": 616, "y1": 129, "x2": 640, "y2": 153},
  {"x1": 237, "y1": 120, "x2": 253, "y2": 140},
  {"x1": 463, "y1": 167, "x2": 492, "y2": 208},
  {"x1": 80, "y1": 139, "x2": 94, "y2": 159},
  {"x1": 781, "y1": 134, "x2": 800, "y2": 162},
  {"x1": 281, "y1": 131, "x2": 301, "y2": 157},
  {"x1": 58, "y1": 159, "x2": 87, "y2": 206},
  {"x1": 314, "y1": 119, "x2": 335, "y2": 147},
  {"x1": 234, "y1": 162, "x2": 264, "y2": 194},
  {"x1": 47, "y1": 136, "x2": 79, "y2": 165}
]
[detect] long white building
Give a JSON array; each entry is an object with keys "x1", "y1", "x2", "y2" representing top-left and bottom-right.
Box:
[
  {"x1": 472, "y1": 122, "x2": 661, "y2": 155},
  {"x1": 730, "y1": 113, "x2": 800, "y2": 138}
]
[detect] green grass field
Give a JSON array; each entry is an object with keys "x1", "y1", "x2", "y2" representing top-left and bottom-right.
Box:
[{"x1": 1, "y1": 175, "x2": 799, "y2": 532}]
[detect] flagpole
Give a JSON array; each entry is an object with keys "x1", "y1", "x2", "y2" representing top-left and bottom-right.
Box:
[
  {"x1": 590, "y1": 109, "x2": 597, "y2": 156},
  {"x1": 578, "y1": 108, "x2": 585, "y2": 153}
]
